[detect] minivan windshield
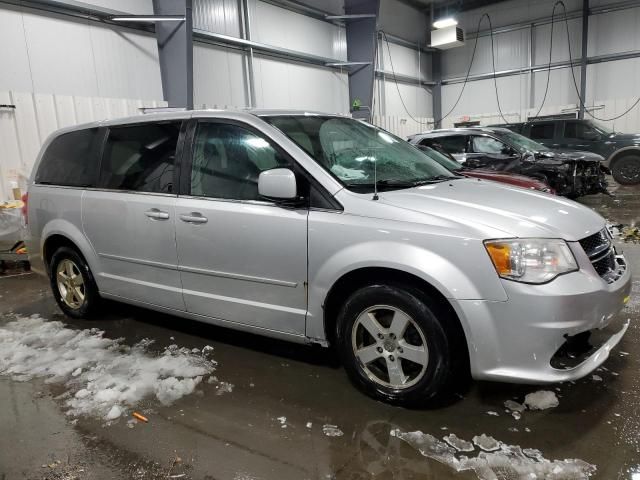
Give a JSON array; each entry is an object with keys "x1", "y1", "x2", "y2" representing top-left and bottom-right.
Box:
[
  {"x1": 496, "y1": 129, "x2": 551, "y2": 153},
  {"x1": 263, "y1": 115, "x2": 457, "y2": 192}
]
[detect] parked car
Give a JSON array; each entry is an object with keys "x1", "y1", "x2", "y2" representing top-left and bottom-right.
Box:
[
  {"x1": 26, "y1": 111, "x2": 631, "y2": 406},
  {"x1": 415, "y1": 144, "x2": 554, "y2": 194},
  {"x1": 408, "y1": 127, "x2": 608, "y2": 198},
  {"x1": 493, "y1": 118, "x2": 640, "y2": 185}
]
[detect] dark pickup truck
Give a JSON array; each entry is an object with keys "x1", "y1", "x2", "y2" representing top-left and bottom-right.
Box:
[{"x1": 492, "y1": 118, "x2": 640, "y2": 185}]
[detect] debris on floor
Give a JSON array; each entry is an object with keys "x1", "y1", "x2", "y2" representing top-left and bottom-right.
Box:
[
  {"x1": 390, "y1": 429, "x2": 596, "y2": 479},
  {"x1": 607, "y1": 223, "x2": 640, "y2": 243},
  {"x1": 0, "y1": 314, "x2": 219, "y2": 421},
  {"x1": 322, "y1": 424, "x2": 344, "y2": 437},
  {"x1": 523, "y1": 390, "x2": 559, "y2": 411}
]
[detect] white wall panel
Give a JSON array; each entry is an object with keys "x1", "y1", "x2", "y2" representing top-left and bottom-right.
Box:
[
  {"x1": 531, "y1": 67, "x2": 580, "y2": 108},
  {"x1": 588, "y1": 6, "x2": 640, "y2": 56},
  {"x1": 374, "y1": 79, "x2": 432, "y2": 118},
  {"x1": 0, "y1": 5, "x2": 162, "y2": 101},
  {"x1": 378, "y1": 41, "x2": 430, "y2": 80},
  {"x1": 193, "y1": 43, "x2": 248, "y2": 108},
  {"x1": 533, "y1": 18, "x2": 581, "y2": 66},
  {"x1": 253, "y1": 57, "x2": 348, "y2": 113},
  {"x1": 193, "y1": 0, "x2": 241, "y2": 37},
  {"x1": 0, "y1": 91, "x2": 166, "y2": 201},
  {"x1": 250, "y1": 0, "x2": 347, "y2": 60}
]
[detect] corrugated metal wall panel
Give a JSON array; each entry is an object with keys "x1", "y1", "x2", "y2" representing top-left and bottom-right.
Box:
[
  {"x1": 0, "y1": 5, "x2": 163, "y2": 101},
  {"x1": 373, "y1": 115, "x2": 433, "y2": 138},
  {"x1": 249, "y1": 0, "x2": 347, "y2": 60},
  {"x1": 193, "y1": 43, "x2": 248, "y2": 108},
  {"x1": 379, "y1": 41, "x2": 430, "y2": 80},
  {"x1": 82, "y1": 0, "x2": 153, "y2": 15},
  {"x1": 193, "y1": 0, "x2": 241, "y2": 37},
  {"x1": 374, "y1": 79, "x2": 433, "y2": 118},
  {"x1": 588, "y1": 6, "x2": 640, "y2": 56},
  {"x1": 0, "y1": 91, "x2": 166, "y2": 201},
  {"x1": 253, "y1": 57, "x2": 349, "y2": 112}
]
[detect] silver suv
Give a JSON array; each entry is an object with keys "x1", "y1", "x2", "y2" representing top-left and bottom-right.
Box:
[{"x1": 26, "y1": 110, "x2": 632, "y2": 406}]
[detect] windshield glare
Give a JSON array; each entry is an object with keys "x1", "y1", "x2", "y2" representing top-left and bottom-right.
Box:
[
  {"x1": 498, "y1": 130, "x2": 551, "y2": 152},
  {"x1": 416, "y1": 145, "x2": 462, "y2": 171},
  {"x1": 263, "y1": 116, "x2": 456, "y2": 191}
]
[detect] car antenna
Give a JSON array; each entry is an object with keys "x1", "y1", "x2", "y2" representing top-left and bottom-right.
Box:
[{"x1": 372, "y1": 158, "x2": 379, "y2": 201}]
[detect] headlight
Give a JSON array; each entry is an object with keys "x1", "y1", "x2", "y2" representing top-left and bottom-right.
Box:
[{"x1": 484, "y1": 238, "x2": 578, "y2": 284}]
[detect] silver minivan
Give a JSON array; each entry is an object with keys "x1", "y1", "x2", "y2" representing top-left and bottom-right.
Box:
[{"x1": 26, "y1": 110, "x2": 632, "y2": 406}]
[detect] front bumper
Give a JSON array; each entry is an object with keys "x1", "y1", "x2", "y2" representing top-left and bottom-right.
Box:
[{"x1": 452, "y1": 248, "x2": 632, "y2": 384}]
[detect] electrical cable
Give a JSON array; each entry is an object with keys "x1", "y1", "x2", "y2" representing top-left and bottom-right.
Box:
[
  {"x1": 379, "y1": 12, "x2": 487, "y2": 129},
  {"x1": 485, "y1": 14, "x2": 511, "y2": 123},
  {"x1": 556, "y1": 0, "x2": 640, "y2": 122},
  {"x1": 529, "y1": 2, "x2": 561, "y2": 120}
]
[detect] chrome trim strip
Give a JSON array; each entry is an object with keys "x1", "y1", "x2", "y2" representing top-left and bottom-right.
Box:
[
  {"x1": 586, "y1": 241, "x2": 612, "y2": 259},
  {"x1": 99, "y1": 253, "x2": 298, "y2": 287},
  {"x1": 179, "y1": 265, "x2": 298, "y2": 288},
  {"x1": 99, "y1": 253, "x2": 178, "y2": 270},
  {"x1": 182, "y1": 288, "x2": 306, "y2": 314},
  {"x1": 589, "y1": 247, "x2": 614, "y2": 264}
]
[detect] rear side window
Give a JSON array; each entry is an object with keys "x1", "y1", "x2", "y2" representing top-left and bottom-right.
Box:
[
  {"x1": 99, "y1": 122, "x2": 181, "y2": 193},
  {"x1": 530, "y1": 123, "x2": 555, "y2": 140},
  {"x1": 433, "y1": 135, "x2": 467, "y2": 154},
  {"x1": 36, "y1": 129, "x2": 101, "y2": 186}
]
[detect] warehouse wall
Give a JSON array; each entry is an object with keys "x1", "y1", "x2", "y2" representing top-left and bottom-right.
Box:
[
  {"x1": 438, "y1": 0, "x2": 640, "y2": 132},
  {"x1": 0, "y1": 4, "x2": 163, "y2": 100},
  {"x1": 192, "y1": 0, "x2": 349, "y2": 112}
]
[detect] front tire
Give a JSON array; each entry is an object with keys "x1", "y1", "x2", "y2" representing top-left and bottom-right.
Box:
[
  {"x1": 611, "y1": 154, "x2": 640, "y2": 185},
  {"x1": 336, "y1": 283, "x2": 466, "y2": 407},
  {"x1": 49, "y1": 247, "x2": 99, "y2": 318}
]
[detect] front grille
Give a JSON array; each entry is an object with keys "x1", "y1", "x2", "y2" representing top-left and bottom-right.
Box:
[
  {"x1": 579, "y1": 230, "x2": 610, "y2": 258},
  {"x1": 579, "y1": 228, "x2": 625, "y2": 283}
]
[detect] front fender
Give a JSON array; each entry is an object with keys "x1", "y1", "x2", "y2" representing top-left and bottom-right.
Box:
[{"x1": 306, "y1": 240, "x2": 507, "y2": 341}]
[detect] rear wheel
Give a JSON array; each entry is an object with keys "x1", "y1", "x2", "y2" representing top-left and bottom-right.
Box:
[
  {"x1": 49, "y1": 247, "x2": 99, "y2": 318},
  {"x1": 611, "y1": 154, "x2": 640, "y2": 185},
  {"x1": 337, "y1": 283, "x2": 467, "y2": 407}
]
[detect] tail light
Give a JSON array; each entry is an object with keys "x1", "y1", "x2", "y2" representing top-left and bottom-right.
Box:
[{"x1": 21, "y1": 192, "x2": 28, "y2": 224}]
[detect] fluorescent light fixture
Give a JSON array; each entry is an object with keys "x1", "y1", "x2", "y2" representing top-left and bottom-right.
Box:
[
  {"x1": 433, "y1": 17, "x2": 458, "y2": 29},
  {"x1": 110, "y1": 15, "x2": 185, "y2": 22}
]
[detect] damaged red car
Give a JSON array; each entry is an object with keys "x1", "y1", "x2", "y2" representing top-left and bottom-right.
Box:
[{"x1": 415, "y1": 144, "x2": 554, "y2": 194}]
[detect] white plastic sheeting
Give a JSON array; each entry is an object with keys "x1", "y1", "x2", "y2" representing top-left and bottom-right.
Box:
[{"x1": 0, "y1": 91, "x2": 166, "y2": 201}]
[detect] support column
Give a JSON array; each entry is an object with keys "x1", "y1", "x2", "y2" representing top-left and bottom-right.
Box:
[
  {"x1": 240, "y1": 0, "x2": 256, "y2": 108},
  {"x1": 578, "y1": 0, "x2": 589, "y2": 119},
  {"x1": 345, "y1": 0, "x2": 380, "y2": 121},
  {"x1": 153, "y1": 0, "x2": 193, "y2": 109},
  {"x1": 432, "y1": 51, "x2": 442, "y2": 129}
]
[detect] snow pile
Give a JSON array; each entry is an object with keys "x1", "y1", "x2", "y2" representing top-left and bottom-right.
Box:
[
  {"x1": 524, "y1": 391, "x2": 560, "y2": 410},
  {"x1": 391, "y1": 429, "x2": 596, "y2": 480},
  {"x1": 0, "y1": 315, "x2": 219, "y2": 420}
]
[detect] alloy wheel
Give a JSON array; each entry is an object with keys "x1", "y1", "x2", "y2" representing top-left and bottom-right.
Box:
[
  {"x1": 56, "y1": 259, "x2": 85, "y2": 309},
  {"x1": 351, "y1": 305, "x2": 429, "y2": 389}
]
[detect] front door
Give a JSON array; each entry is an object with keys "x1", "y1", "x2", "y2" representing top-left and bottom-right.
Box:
[
  {"x1": 82, "y1": 121, "x2": 185, "y2": 310},
  {"x1": 560, "y1": 120, "x2": 603, "y2": 153},
  {"x1": 175, "y1": 120, "x2": 308, "y2": 336},
  {"x1": 465, "y1": 134, "x2": 521, "y2": 170}
]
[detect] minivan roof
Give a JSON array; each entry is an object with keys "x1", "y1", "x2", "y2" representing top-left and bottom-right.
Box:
[{"x1": 49, "y1": 109, "x2": 344, "y2": 135}]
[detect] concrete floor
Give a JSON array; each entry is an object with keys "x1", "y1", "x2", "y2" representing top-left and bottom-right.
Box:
[{"x1": 1, "y1": 186, "x2": 639, "y2": 480}]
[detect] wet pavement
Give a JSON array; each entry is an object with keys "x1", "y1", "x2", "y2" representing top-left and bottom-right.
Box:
[{"x1": 1, "y1": 185, "x2": 640, "y2": 480}]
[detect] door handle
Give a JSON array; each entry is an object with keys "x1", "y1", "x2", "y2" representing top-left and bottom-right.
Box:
[
  {"x1": 179, "y1": 212, "x2": 208, "y2": 224},
  {"x1": 144, "y1": 208, "x2": 170, "y2": 220}
]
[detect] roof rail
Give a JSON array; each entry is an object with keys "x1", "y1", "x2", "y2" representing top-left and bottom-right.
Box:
[{"x1": 139, "y1": 107, "x2": 188, "y2": 114}]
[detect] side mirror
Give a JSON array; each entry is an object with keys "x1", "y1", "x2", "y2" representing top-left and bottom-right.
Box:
[
  {"x1": 583, "y1": 131, "x2": 600, "y2": 141},
  {"x1": 258, "y1": 168, "x2": 297, "y2": 200}
]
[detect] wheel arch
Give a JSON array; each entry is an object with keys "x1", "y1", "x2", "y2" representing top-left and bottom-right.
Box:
[
  {"x1": 40, "y1": 220, "x2": 100, "y2": 280},
  {"x1": 322, "y1": 267, "x2": 470, "y2": 370},
  {"x1": 607, "y1": 146, "x2": 640, "y2": 167}
]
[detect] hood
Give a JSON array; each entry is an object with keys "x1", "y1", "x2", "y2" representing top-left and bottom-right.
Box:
[
  {"x1": 537, "y1": 150, "x2": 604, "y2": 162},
  {"x1": 380, "y1": 178, "x2": 604, "y2": 241}
]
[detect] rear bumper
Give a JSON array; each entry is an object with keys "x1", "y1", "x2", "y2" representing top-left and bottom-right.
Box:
[{"x1": 452, "y1": 251, "x2": 632, "y2": 384}]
